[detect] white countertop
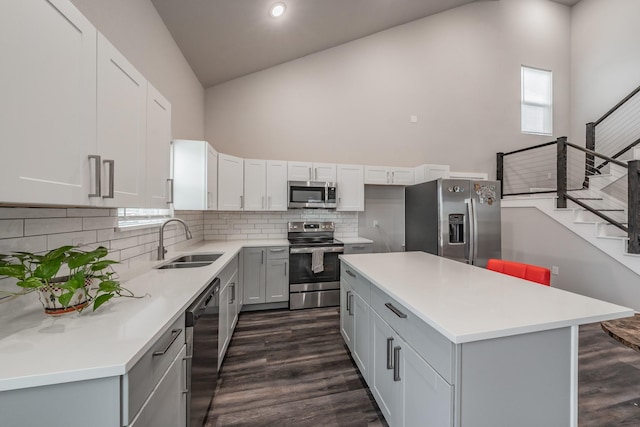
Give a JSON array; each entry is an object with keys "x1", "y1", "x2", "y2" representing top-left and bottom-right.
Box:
[
  {"x1": 337, "y1": 237, "x2": 373, "y2": 244},
  {"x1": 340, "y1": 252, "x2": 634, "y2": 344},
  {"x1": 0, "y1": 239, "x2": 288, "y2": 392}
]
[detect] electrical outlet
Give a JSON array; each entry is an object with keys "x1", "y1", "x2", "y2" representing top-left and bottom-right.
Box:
[
  {"x1": 551, "y1": 266, "x2": 559, "y2": 275},
  {"x1": 373, "y1": 220, "x2": 379, "y2": 228}
]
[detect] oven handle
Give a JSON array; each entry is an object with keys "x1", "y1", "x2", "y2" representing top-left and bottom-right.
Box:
[{"x1": 289, "y1": 246, "x2": 344, "y2": 254}]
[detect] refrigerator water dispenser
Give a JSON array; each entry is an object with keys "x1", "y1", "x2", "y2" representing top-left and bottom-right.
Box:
[{"x1": 448, "y1": 214, "x2": 465, "y2": 244}]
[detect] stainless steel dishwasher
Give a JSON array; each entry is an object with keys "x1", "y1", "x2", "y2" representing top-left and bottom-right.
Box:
[{"x1": 185, "y1": 277, "x2": 220, "y2": 427}]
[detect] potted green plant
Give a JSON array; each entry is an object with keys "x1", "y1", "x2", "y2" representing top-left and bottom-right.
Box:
[{"x1": 0, "y1": 245, "x2": 135, "y2": 315}]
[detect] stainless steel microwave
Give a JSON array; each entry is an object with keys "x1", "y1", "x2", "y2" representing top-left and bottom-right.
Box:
[{"x1": 288, "y1": 181, "x2": 337, "y2": 209}]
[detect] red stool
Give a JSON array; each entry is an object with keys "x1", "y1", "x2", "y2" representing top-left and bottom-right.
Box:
[{"x1": 486, "y1": 259, "x2": 551, "y2": 286}]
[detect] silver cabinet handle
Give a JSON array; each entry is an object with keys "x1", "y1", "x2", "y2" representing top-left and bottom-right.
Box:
[
  {"x1": 386, "y1": 171, "x2": 390, "y2": 184},
  {"x1": 308, "y1": 167, "x2": 312, "y2": 180},
  {"x1": 346, "y1": 290, "x2": 351, "y2": 312},
  {"x1": 261, "y1": 250, "x2": 264, "y2": 264},
  {"x1": 338, "y1": 197, "x2": 341, "y2": 207},
  {"x1": 386, "y1": 337, "x2": 394, "y2": 369},
  {"x1": 102, "y1": 159, "x2": 115, "y2": 199},
  {"x1": 385, "y1": 302, "x2": 407, "y2": 318},
  {"x1": 345, "y1": 269, "x2": 356, "y2": 278},
  {"x1": 391, "y1": 171, "x2": 395, "y2": 183},
  {"x1": 270, "y1": 248, "x2": 286, "y2": 253},
  {"x1": 88, "y1": 155, "x2": 101, "y2": 197},
  {"x1": 268, "y1": 196, "x2": 271, "y2": 209},
  {"x1": 229, "y1": 283, "x2": 235, "y2": 304},
  {"x1": 284, "y1": 261, "x2": 287, "y2": 277},
  {"x1": 240, "y1": 195, "x2": 244, "y2": 209},
  {"x1": 348, "y1": 293, "x2": 354, "y2": 316},
  {"x1": 166, "y1": 178, "x2": 174, "y2": 204},
  {"x1": 393, "y1": 346, "x2": 401, "y2": 381},
  {"x1": 262, "y1": 196, "x2": 265, "y2": 209},
  {"x1": 153, "y1": 328, "x2": 182, "y2": 357},
  {"x1": 314, "y1": 168, "x2": 318, "y2": 181},
  {"x1": 352, "y1": 245, "x2": 365, "y2": 249}
]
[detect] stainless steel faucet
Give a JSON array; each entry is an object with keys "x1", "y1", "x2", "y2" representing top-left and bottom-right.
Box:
[{"x1": 157, "y1": 218, "x2": 193, "y2": 260}]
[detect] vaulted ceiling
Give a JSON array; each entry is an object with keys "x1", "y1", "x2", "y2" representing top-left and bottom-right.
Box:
[{"x1": 151, "y1": 0, "x2": 581, "y2": 88}]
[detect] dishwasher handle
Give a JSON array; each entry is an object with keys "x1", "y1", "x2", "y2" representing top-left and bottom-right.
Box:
[{"x1": 185, "y1": 278, "x2": 220, "y2": 327}]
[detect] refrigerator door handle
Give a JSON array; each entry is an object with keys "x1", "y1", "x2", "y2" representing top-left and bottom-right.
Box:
[{"x1": 466, "y1": 198, "x2": 478, "y2": 265}]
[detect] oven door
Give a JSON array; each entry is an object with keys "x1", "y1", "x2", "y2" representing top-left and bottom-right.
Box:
[{"x1": 289, "y1": 246, "x2": 343, "y2": 285}]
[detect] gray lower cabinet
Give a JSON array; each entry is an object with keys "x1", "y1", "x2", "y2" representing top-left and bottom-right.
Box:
[
  {"x1": 243, "y1": 247, "x2": 266, "y2": 304},
  {"x1": 340, "y1": 265, "x2": 370, "y2": 381},
  {"x1": 129, "y1": 346, "x2": 187, "y2": 427},
  {"x1": 218, "y1": 256, "x2": 239, "y2": 369},
  {"x1": 243, "y1": 246, "x2": 289, "y2": 305}
]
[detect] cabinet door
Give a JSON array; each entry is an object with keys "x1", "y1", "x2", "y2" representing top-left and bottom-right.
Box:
[
  {"x1": 313, "y1": 163, "x2": 337, "y2": 182},
  {"x1": 266, "y1": 160, "x2": 288, "y2": 211},
  {"x1": 398, "y1": 342, "x2": 453, "y2": 427},
  {"x1": 364, "y1": 166, "x2": 391, "y2": 185},
  {"x1": 219, "y1": 284, "x2": 230, "y2": 366},
  {"x1": 266, "y1": 258, "x2": 288, "y2": 303},
  {"x1": 287, "y1": 161, "x2": 312, "y2": 181},
  {"x1": 243, "y1": 248, "x2": 266, "y2": 304},
  {"x1": 130, "y1": 346, "x2": 186, "y2": 427},
  {"x1": 97, "y1": 33, "x2": 147, "y2": 207},
  {"x1": 206, "y1": 144, "x2": 218, "y2": 210},
  {"x1": 337, "y1": 164, "x2": 364, "y2": 211},
  {"x1": 370, "y1": 311, "x2": 400, "y2": 425},
  {"x1": 0, "y1": 0, "x2": 96, "y2": 205},
  {"x1": 244, "y1": 159, "x2": 266, "y2": 211},
  {"x1": 352, "y1": 291, "x2": 370, "y2": 381},
  {"x1": 218, "y1": 153, "x2": 244, "y2": 211},
  {"x1": 390, "y1": 168, "x2": 415, "y2": 186},
  {"x1": 146, "y1": 84, "x2": 171, "y2": 208},
  {"x1": 340, "y1": 279, "x2": 354, "y2": 351}
]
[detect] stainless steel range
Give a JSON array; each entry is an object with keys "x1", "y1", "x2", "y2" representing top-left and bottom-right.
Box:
[{"x1": 288, "y1": 221, "x2": 344, "y2": 310}]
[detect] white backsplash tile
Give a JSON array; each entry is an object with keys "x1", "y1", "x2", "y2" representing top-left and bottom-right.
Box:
[
  {"x1": 0, "y1": 219, "x2": 23, "y2": 239},
  {"x1": 24, "y1": 217, "x2": 83, "y2": 236}
]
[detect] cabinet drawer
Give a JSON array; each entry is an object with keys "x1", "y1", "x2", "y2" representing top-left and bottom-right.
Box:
[
  {"x1": 219, "y1": 255, "x2": 238, "y2": 287},
  {"x1": 370, "y1": 285, "x2": 454, "y2": 383},
  {"x1": 341, "y1": 264, "x2": 370, "y2": 303},
  {"x1": 124, "y1": 313, "x2": 186, "y2": 425},
  {"x1": 266, "y1": 246, "x2": 288, "y2": 260},
  {"x1": 343, "y1": 243, "x2": 372, "y2": 255}
]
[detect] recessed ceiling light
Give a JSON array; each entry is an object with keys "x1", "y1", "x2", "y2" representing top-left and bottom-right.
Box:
[{"x1": 269, "y1": 2, "x2": 286, "y2": 18}]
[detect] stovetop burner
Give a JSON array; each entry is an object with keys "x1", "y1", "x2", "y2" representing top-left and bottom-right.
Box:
[{"x1": 287, "y1": 221, "x2": 343, "y2": 247}]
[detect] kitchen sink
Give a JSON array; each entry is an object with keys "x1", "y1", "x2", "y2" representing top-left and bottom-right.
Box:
[
  {"x1": 154, "y1": 253, "x2": 223, "y2": 270},
  {"x1": 156, "y1": 261, "x2": 213, "y2": 270},
  {"x1": 170, "y1": 253, "x2": 222, "y2": 263}
]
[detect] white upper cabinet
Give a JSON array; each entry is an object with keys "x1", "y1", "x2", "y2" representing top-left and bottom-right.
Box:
[
  {"x1": 243, "y1": 159, "x2": 288, "y2": 211},
  {"x1": 0, "y1": 0, "x2": 97, "y2": 205},
  {"x1": 218, "y1": 153, "x2": 244, "y2": 211},
  {"x1": 337, "y1": 164, "x2": 364, "y2": 211},
  {"x1": 414, "y1": 164, "x2": 450, "y2": 184},
  {"x1": 365, "y1": 166, "x2": 415, "y2": 186},
  {"x1": 145, "y1": 84, "x2": 171, "y2": 208},
  {"x1": 244, "y1": 159, "x2": 267, "y2": 210},
  {"x1": 288, "y1": 162, "x2": 337, "y2": 182},
  {"x1": 171, "y1": 140, "x2": 217, "y2": 210},
  {"x1": 97, "y1": 33, "x2": 147, "y2": 207},
  {"x1": 266, "y1": 160, "x2": 288, "y2": 211}
]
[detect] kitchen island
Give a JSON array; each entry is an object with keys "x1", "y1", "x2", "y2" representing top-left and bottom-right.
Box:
[{"x1": 339, "y1": 251, "x2": 633, "y2": 427}]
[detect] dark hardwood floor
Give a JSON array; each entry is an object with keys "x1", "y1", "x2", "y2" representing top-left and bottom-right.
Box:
[
  {"x1": 206, "y1": 307, "x2": 387, "y2": 427},
  {"x1": 579, "y1": 322, "x2": 640, "y2": 426},
  {"x1": 206, "y1": 308, "x2": 640, "y2": 426}
]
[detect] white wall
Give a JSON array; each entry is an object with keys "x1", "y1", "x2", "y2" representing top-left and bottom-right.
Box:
[
  {"x1": 358, "y1": 186, "x2": 406, "y2": 253},
  {"x1": 70, "y1": 0, "x2": 205, "y2": 140},
  {"x1": 502, "y1": 206, "x2": 640, "y2": 310},
  {"x1": 570, "y1": 0, "x2": 640, "y2": 144},
  {"x1": 204, "y1": 0, "x2": 571, "y2": 178}
]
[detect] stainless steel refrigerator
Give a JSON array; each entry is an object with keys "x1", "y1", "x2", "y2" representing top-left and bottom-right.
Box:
[{"x1": 405, "y1": 178, "x2": 501, "y2": 267}]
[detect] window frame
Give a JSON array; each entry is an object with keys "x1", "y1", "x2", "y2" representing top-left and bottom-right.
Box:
[{"x1": 521, "y1": 65, "x2": 553, "y2": 136}]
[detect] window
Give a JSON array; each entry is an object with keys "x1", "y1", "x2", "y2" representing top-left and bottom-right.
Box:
[
  {"x1": 521, "y1": 66, "x2": 552, "y2": 135},
  {"x1": 117, "y1": 208, "x2": 171, "y2": 229}
]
